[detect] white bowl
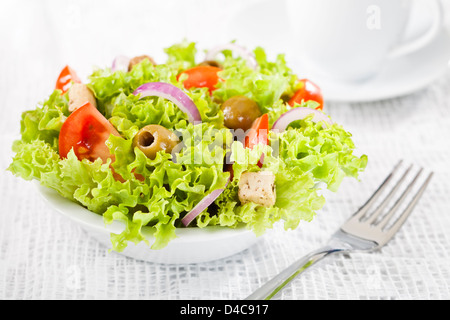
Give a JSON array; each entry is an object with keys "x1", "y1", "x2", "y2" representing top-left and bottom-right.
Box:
[{"x1": 36, "y1": 184, "x2": 259, "y2": 264}]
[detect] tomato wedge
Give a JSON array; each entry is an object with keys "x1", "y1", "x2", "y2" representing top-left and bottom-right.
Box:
[
  {"x1": 177, "y1": 65, "x2": 221, "y2": 94},
  {"x1": 245, "y1": 113, "x2": 269, "y2": 168},
  {"x1": 55, "y1": 65, "x2": 81, "y2": 94},
  {"x1": 245, "y1": 113, "x2": 269, "y2": 149},
  {"x1": 288, "y1": 79, "x2": 323, "y2": 110},
  {"x1": 59, "y1": 102, "x2": 120, "y2": 162},
  {"x1": 225, "y1": 114, "x2": 269, "y2": 177}
]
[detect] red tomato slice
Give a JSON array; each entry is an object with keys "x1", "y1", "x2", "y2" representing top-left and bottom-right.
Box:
[
  {"x1": 59, "y1": 102, "x2": 120, "y2": 163},
  {"x1": 245, "y1": 113, "x2": 269, "y2": 149},
  {"x1": 55, "y1": 65, "x2": 81, "y2": 94},
  {"x1": 288, "y1": 79, "x2": 324, "y2": 110},
  {"x1": 177, "y1": 66, "x2": 222, "y2": 94},
  {"x1": 225, "y1": 114, "x2": 269, "y2": 177},
  {"x1": 245, "y1": 113, "x2": 269, "y2": 168}
]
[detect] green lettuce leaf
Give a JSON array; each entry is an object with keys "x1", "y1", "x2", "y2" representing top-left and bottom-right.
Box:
[
  {"x1": 104, "y1": 122, "x2": 231, "y2": 249},
  {"x1": 274, "y1": 118, "x2": 368, "y2": 191},
  {"x1": 164, "y1": 40, "x2": 197, "y2": 71},
  {"x1": 212, "y1": 46, "x2": 299, "y2": 114},
  {"x1": 16, "y1": 90, "x2": 69, "y2": 150}
]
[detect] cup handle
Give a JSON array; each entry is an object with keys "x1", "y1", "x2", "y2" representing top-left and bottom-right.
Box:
[{"x1": 388, "y1": 0, "x2": 443, "y2": 59}]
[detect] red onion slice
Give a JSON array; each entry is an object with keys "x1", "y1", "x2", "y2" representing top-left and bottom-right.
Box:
[
  {"x1": 133, "y1": 82, "x2": 202, "y2": 123},
  {"x1": 271, "y1": 107, "x2": 333, "y2": 131},
  {"x1": 112, "y1": 55, "x2": 130, "y2": 72},
  {"x1": 181, "y1": 181, "x2": 229, "y2": 227},
  {"x1": 205, "y1": 43, "x2": 258, "y2": 70}
]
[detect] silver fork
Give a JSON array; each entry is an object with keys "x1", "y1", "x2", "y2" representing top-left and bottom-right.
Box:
[{"x1": 245, "y1": 160, "x2": 433, "y2": 300}]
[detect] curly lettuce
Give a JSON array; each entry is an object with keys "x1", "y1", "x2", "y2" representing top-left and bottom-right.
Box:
[{"x1": 212, "y1": 46, "x2": 299, "y2": 113}]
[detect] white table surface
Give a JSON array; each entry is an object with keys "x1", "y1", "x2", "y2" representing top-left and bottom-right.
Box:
[{"x1": 1, "y1": 0, "x2": 450, "y2": 300}]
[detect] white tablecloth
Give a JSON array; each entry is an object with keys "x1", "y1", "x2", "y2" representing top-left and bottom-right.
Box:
[{"x1": 1, "y1": 0, "x2": 450, "y2": 300}]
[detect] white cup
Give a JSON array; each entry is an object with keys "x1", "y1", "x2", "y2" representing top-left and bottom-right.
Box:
[{"x1": 286, "y1": 0, "x2": 443, "y2": 82}]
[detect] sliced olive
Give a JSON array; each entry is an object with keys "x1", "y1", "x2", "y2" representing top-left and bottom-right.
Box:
[
  {"x1": 133, "y1": 125, "x2": 179, "y2": 159},
  {"x1": 221, "y1": 95, "x2": 262, "y2": 131}
]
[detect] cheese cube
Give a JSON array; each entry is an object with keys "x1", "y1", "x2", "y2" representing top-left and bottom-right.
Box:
[{"x1": 238, "y1": 171, "x2": 276, "y2": 207}]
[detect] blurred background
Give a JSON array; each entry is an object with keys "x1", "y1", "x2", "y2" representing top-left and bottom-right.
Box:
[{"x1": 1, "y1": 0, "x2": 449, "y2": 115}]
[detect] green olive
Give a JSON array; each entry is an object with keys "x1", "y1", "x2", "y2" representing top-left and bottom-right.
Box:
[
  {"x1": 133, "y1": 125, "x2": 179, "y2": 159},
  {"x1": 221, "y1": 95, "x2": 262, "y2": 131}
]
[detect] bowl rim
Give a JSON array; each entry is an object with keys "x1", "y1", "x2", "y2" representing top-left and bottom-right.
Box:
[{"x1": 35, "y1": 183, "x2": 253, "y2": 244}]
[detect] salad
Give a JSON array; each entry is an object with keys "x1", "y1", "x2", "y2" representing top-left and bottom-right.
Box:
[{"x1": 8, "y1": 41, "x2": 367, "y2": 251}]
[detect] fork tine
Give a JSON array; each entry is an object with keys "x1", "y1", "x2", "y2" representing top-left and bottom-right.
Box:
[
  {"x1": 352, "y1": 160, "x2": 403, "y2": 221},
  {"x1": 364, "y1": 163, "x2": 413, "y2": 225},
  {"x1": 376, "y1": 167, "x2": 423, "y2": 230},
  {"x1": 384, "y1": 171, "x2": 433, "y2": 238}
]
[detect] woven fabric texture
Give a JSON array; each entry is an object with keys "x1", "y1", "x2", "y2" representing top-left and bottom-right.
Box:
[{"x1": 1, "y1": 0, "x2": 450, "y2": 300}]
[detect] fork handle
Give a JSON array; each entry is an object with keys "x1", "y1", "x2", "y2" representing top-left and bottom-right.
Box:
[{"x1": 245, "y1": 245, "x2": 346, "y2": 300}]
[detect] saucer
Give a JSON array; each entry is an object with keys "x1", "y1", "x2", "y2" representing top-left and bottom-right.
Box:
[{"x1": 286, "y1": 29, "x2": 450, "y2": 103}]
